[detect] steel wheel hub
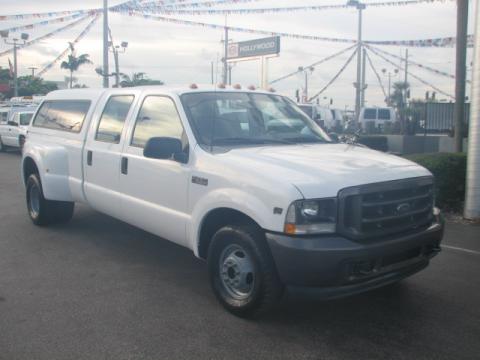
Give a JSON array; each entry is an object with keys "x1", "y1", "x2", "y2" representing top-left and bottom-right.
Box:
[{"x1": 219, "y1": 244, "x2": 255, "y2": 300}]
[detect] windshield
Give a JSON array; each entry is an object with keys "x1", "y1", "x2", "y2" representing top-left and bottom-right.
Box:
[
  {"x1": 181, "y1": 92, "x2": 330, "y2": 149},
  {"x1": 19, "y1": 112, "x2": 34, "y2": 126}
]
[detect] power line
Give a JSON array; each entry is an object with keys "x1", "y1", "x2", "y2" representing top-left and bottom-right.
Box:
[{"x1": 308, "y1": 47, "x2": 358, "y2": 102}]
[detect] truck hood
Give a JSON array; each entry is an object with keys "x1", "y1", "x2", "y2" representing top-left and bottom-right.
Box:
[{"x1": 222, "y1": 144, "x2": 431, "y2": 199}]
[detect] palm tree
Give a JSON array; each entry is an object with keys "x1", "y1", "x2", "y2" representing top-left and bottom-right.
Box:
[
  {"x1": 120, "y1": 72, "x2": 164, "y2": 87},
  {"x1": 61, "y1": 51, "x2": 92, "y2": 89}
]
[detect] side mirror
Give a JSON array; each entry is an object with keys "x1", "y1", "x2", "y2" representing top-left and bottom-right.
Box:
[
  {"x1": 8, "y1": 121, "x2": 18, "y2": 126},
  {"x1": 143, "y1": 137, "x2": 188, "y2": 163}
]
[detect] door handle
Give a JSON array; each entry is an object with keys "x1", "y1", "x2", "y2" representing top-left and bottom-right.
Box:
[
  {"x1": 87, "y1": 150, "x2": 93, "y2": 166},
  {"x1": 121, "y1": 157, "x2": 128, "y2": 175}
]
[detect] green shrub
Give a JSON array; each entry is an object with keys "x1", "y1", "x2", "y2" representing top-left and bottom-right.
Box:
[
  {"x1": 358, "y1": 135, "x2": 389, "y2": 152},
  {"x1": 404, "y1": 152, "x2": 467, "y2": 211}
]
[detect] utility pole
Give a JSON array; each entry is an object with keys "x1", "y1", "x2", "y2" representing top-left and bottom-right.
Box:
[
  {"x1": 13, "y1": 41, "x2": 18, "y2": 96},
  {"x1": 223, "y1": 25, "x2": 229, "y2": 85},
  {"x1": 211, "y1": 61, "x2": 214, "y2": 84},
  {"x1": 361, "y1": 47, "x2": 367, "y2": 108},
  {"x1": 103, "y1": 0, "x2": 109, "y2": 88},
  {"x1": 349, "y1": 0, "x2": 365, "y2": 121},
  {"x1": 454, "y1": 0, "x2": 469, "y2": 152},
  {"x1": 4, "y1": 33, "x2": 29, "y2": 97},
  {"x1": 304, "y1": 71, "x2": 308, "y2": 102},
  {"x1": 29, "y1": 66, "x2": 37, "y2": 78},
  {"x1": 464, "y1": 0, "x2": 480, "y2": 220}
]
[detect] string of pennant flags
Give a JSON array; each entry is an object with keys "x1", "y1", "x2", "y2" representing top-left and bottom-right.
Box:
[
  {"x1": 125, "y1": 12, "x2": 359, "y2": 43},
  {"x1": 270, "y1": 44, "x2": 357, "y2": 84},
  {"x1": 0, "y1": 0, "x2": 452, "y2": 20},
  {"x1": 114, "y1": 0, "x2": 451, "y2": 15},
  {"x1": 37, "y1": 14, "x2": 99, "y2": 77},
  {"x1": 365, "y1": 44, "x2": 471, "y2": 83},
  {"x1": 366, "y1": 35, "x2": 474, "y2": 47},
  {"x1": 0, "y1": 9, "x2": 97, "y2": 21},
  {"x1": 365, "y1": 50, "x2": 389, "y2": 100},
  {"x1": 0, "y1": 15, "x2": 93, "y2": 58},
  {"x1": 308, "y1": 47, "x2": 359, "y2": 101},
  {"x1": 121, "y1": 11, "x2": 469, "y2": 49},
  {"x1": 366, "y1": 45, "x2": 454, "y2": 99},
  {"x1": 113, "y1": 0, "x2": 264, "y2": 11},
  {"x1": 0, "y1": 12, "x2": 96, "y2": 34}
]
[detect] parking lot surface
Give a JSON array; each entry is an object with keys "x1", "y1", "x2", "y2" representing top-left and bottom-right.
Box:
[{"x1": 1, "y1": 150, "x2": 479, "y2": 360}]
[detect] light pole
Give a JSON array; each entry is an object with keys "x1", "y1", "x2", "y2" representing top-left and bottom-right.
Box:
[
  {"x1": 28, "y1": 67, "x2": 38, "y2": 78},
  {"x1": 2, "y1": 32, "x2": 29, "y2": 97},
  {"x1": 103, "y1": 0, "x2": 109, "y2": 88},
  {"x1": 298, "y1": 66, "x2": 314, "y2": 103},
  {"x1": 347, "y1": 0, "x2": 366, "y2": 121},
  {"x1": 381, "y1": 68, "x2": 399, "y2": 105},
  {"x1": 109, "y1": 41, "x2": 128, "y2": 87}
]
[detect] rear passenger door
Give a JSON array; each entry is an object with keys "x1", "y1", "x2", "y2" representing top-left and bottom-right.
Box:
[
  {"x1": 118, "y1": 94, "x2": 190, "y2": 246},
  {"x1": 83, "y1": 93, "x2": 136, "y2": 219}
]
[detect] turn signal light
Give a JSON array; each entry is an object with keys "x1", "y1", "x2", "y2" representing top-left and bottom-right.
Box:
[
  {"x1": 248, "y1": 85, "x2": 256, "y2": 90},
  {"x1": 284, "y1": 223, "x2": 296, "y2": 235},
  {"x1": 218, "y1": 83, "x2": 226, "y2": 89},
  {"x1": 233, "y1": 84, "x2": 241, "y2": 89},
  {"x1": 189, "y1": 83, "x2": 198, "y2": 89}
]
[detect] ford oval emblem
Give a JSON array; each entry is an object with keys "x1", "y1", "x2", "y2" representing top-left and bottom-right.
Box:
[{"x1": 396, "y1": 203, "x2": 411, "y2": 214}]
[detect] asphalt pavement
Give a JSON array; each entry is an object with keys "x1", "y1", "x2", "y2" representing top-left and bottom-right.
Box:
[{"x1": 1, "y1": 150, "x2": 479, "y2": 360}]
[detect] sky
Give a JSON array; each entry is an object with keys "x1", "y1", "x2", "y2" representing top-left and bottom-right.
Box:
[{"x1": 0, "y1": 0, "x2": 476, "y2": 110}]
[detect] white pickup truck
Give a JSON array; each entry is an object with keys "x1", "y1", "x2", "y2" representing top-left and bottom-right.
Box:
[
  {"x1": 22, "y1": 86, "x2": 443, "y2": 317},
  {"x1": 0, "y1": 106, "x2": 36, "y2": 151}
]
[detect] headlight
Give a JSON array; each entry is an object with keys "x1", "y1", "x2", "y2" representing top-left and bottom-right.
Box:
[{"x1": 284, "y1": 198, "x2": 337, "y2": 235}]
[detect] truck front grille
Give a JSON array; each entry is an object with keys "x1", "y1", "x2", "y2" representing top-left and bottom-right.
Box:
[{"x1": 338, "y1": 177, "x2": 434, "y2": 240}]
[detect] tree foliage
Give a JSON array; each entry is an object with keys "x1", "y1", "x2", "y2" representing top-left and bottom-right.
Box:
[
  {"x1": 120, "y1": 72, "x2": 164, "y2": 87},
  {"x1": 61, "y1": 53, "x2": 92, "y2": 88}
]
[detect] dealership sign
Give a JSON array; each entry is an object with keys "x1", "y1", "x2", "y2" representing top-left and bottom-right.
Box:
[{"x1": 227, "y1": 36, "x2": 280, "y2": 60}]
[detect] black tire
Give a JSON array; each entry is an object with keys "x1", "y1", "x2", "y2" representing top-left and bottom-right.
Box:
[
  {"x1": 26, "y1": 174, "x2": 74, "y2": 226},
  {"x1": 208, "y1": 225, "x2": 284, "y2": 318}
]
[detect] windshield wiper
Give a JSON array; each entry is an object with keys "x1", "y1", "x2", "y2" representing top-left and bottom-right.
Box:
[
  {"x1": 212, "y1": 137, "x2": 293, "y2": 145},
  {"x1": 282, "y1": 136, "x2": 328, "y2": 144}
]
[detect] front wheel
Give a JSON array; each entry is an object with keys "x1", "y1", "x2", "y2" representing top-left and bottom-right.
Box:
[
  {"x1": 26, "y1": 174, "x2": 75, "y2": 226},
  {"x1": 208, "y1": 225, "x2": 284, "y2": 318}
]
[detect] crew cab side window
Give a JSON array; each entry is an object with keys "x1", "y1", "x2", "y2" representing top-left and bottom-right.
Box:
[
  {"x1": 131, "y1": 96, "x2": 188, "y2": 150},
  {"x1": 33, "y1": 100, "x2": 91, "y2": 133},
  {"x1": 95, "y1": 95, "x2": 134, "y2": 143}
]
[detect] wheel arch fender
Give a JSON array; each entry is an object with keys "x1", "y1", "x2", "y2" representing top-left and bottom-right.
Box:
[
  {"x1": 189, "y1": 188, "x2": 277, "y2": 258},
  {"x1": 22, "y1": 145, "x2": 73, "y2": 201}
]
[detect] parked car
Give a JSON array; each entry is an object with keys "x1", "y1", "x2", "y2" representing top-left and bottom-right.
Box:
[
  {"x1": 0, "y1": 106, "x2": 36, "y2": 151},
  {"x1": 359, "y1": 107, "x2": 397, "y2": 130},
  {"x1": 21, "y1": 86, "x2": 444, "y2": 317}
]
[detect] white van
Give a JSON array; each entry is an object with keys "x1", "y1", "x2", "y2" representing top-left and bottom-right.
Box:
[
  {"x1": 297, "y1": 104, "x2": 335, "y2": 130},
  {"x1": 359, "y1": 107, "x2": 397, "y2": 128}
]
